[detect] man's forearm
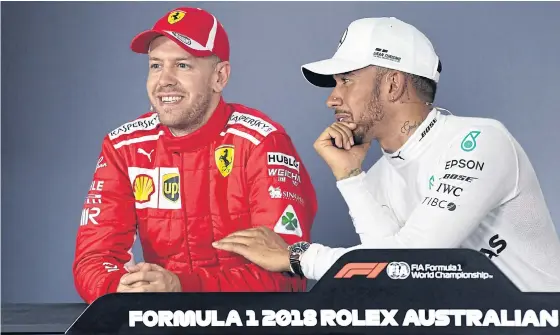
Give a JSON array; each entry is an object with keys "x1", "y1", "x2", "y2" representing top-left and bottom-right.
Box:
[{"x1": 335, "y1": 167, "x2": 363, "y2": 181}]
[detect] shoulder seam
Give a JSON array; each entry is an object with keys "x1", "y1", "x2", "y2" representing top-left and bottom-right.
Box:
[{"x1": 221, "y1": 111, "x2": 285, "y2": 146}]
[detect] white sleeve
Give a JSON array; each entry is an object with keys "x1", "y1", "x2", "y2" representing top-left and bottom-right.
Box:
[
  {"x1": 301, "y1": 125, "x2": 519, "y2": 281},
  {"x1": 339, "y1": 171, "x2": 402, "y2": 242},
  {"x1": 336, "y1": 172, "x2": 401, "y2": 244}
]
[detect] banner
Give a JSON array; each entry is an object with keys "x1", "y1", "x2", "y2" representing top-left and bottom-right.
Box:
[{"x1": 66, "y1": 249, "x2": 560, "y2": 334}]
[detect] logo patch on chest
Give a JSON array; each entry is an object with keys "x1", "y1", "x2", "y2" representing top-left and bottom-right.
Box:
[
  {"x1": 162, "y1": 173, "x2": 180, "y2": 202},
  {"x1": 128, "y1": 167, "x2": 181, "y2": 210},
  {"x1": 215, "y1": 145, "x2": 235, "y2": 177}
]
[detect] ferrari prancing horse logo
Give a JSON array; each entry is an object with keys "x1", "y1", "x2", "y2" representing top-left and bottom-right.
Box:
[
  {"x1": 168, "y1": 10, "x2": 186, "y2": 24},
  {"x1": 215, "y1": 145, "x2": 234, "y2": 177}
]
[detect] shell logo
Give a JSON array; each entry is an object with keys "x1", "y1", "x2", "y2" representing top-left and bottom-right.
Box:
[{"x1": 133, "y1": 174, "x2": 155, "y2": 203}]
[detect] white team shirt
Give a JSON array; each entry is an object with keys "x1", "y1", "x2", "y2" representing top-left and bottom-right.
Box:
[{"x1": 301, "y1": 108, "x2": 560, "y2": 292}]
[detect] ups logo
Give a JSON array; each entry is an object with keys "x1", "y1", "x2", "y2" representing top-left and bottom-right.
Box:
[{"x1": 162, "y1": 173, "x2": 180, "y2": 202}]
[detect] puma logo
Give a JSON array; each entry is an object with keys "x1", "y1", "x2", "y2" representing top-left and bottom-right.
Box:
[
  {"x1": 137, "y1": 148, "x2": 154, "y2": 162},
  {"x1": 391, "y1": 151, "x2": 405, "y2": 160}
]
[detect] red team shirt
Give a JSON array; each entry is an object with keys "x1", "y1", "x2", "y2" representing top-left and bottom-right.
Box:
[{"x1": 73, "y1": 98, "x2": 317, "y2": 303}]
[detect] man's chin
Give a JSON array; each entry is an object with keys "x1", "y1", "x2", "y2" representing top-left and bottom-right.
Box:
[
  {"x1": 157, "y1": 105, "x2": 182, "y2": 114},
  {"x1": 157, "y1": 112, "x2": 183, "y2": 128},
  {"x1": 353, "y1": 131, "x2": 366, "y2": 146}
]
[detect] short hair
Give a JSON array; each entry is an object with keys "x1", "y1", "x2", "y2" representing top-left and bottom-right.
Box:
[
  {"x1": 209, "y1": 54, "x2": 222, "y2": 67},
  {"x1": 374, "y1": 66, "x2": 438, "y2": 103},
  {"x1": 404, "y1": 73, "x2": 437, "y2": 103}
]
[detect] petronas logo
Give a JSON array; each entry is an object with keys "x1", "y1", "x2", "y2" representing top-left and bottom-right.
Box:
[{"x1": 461, "y1": 131, "x2": 481, "y2": 152}]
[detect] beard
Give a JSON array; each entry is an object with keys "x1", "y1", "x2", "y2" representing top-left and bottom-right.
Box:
[
  {"x1": 352, "y1": 75, "x2": 386, "y2": 145},
  {"x1": 153, "y1": 87, "x2": 213, "y2": 134}
]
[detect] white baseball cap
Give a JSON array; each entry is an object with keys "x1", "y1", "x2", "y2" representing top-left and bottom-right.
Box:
[{"x1": 301, "y1": 17, "x2": 441, "y2": 88}]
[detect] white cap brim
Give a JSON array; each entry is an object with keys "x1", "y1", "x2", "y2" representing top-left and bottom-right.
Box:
[{"x1": 301, "y1": 58, "x2": 371, "y2": 88}]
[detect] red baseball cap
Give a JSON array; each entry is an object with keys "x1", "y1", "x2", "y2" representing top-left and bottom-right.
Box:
[{"x1": 130, "y1": 7, "x2": 230, "y2": 61}]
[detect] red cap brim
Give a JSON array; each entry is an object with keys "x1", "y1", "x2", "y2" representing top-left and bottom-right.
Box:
[{"x1": 130, "y1": 29, "x2": 214, "y2": 58}]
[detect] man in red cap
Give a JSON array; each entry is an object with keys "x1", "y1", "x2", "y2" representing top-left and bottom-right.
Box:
[{"x1": 72, "y1": 7, "x2": 317, "y2": 303}]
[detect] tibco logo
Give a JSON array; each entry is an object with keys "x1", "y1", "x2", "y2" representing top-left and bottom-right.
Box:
[{"x1": 422, "y1": 197, "x2": 456, "y2": 211}]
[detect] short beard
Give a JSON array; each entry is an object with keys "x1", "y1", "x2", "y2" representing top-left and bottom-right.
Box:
[
  {"x1": 353, "y1": 71, "x2": 386, "y2": 145},
  {"x1": 156, "y1": 89, "x2": 212, "y2": 135}
]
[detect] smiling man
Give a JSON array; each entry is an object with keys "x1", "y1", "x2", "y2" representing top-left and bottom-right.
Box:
[
  {"x1": 213, "y1": 17, "x2": 560, "y2": 292},
  {"x1": 72, "y1": 7, "x2": 317, "y2": 303}
]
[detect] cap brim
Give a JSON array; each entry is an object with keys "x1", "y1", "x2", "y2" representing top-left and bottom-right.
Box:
[
  {"x1": 130, "y1": 29, "x2": 213, "y2": 58},
  {"x1": 301, "y1": 58, "x2": 370, "y2": 88}
]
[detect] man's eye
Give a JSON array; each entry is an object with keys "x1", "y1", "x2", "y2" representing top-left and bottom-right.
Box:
[
  {"x1": 150, "y1": 64, "x2": 160, "y2": 69},
  {"x1": 341, "y1": 78, "x2": 350, "y2": 83},
  {"x1": 178, "y1": 63, "x2": 191, "y2": 69}
]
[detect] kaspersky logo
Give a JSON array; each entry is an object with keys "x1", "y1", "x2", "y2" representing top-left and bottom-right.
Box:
[
  {"x1": 461, "y1": 130, "x2": 481, "y2": 152},
  {"x1": 429, "y1": 175, "x2": 435, "y2": 190}
]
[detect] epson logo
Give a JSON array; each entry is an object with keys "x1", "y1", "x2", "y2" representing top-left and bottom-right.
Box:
[
  {"x1": 445, "y1": 159, "x2": 484, "y2": 171},
  {"x1": 419, "y1": 118, "x2": 437, "y2": 141},
  {"x1": 267, "y1": 152, "x2": 300, "y2": 172}
]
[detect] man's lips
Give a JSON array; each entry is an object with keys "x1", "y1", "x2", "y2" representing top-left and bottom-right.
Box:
[
  {"x1": 156, "y1": 93, "x2": 185, "y2": 104},
  {"x1": 335, "y1": 113, "x2": 353, "y2": 122}
]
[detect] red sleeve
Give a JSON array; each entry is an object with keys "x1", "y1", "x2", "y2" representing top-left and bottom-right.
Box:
[
  {"x1": 72, "y1": 136, "x2": 137, "y2": 304},
  {"x1": 176, "y1": 132, "x2": 318, "y2": 292}
]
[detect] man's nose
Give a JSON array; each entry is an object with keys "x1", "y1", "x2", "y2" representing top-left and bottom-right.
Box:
[
  {"x1": 158, "y1": 68, "x2": 177, "y2": 87},
  {"x1": 326, "y1": 92, "x2": 343, "y2": 109}
]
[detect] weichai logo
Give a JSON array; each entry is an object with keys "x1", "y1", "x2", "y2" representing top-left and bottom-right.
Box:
[{"x1": 334, "y1": 262, "x2": 389, "y2": 279}]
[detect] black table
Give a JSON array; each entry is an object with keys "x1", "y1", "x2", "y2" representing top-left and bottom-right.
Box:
[{"x1": 1, "y1": 303, "x2": 87, "y2": 334}]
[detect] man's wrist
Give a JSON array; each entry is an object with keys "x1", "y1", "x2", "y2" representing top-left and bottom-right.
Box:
[
  {"x1": 288, "y1": 241, "x2": 311, "y2": 277},
  {"x1": 334, "y1": 167, "x2": 363, "y2": 181}
]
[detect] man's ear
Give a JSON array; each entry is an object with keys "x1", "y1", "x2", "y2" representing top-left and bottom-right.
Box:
[
  {"x1": 212, "y1": 61, "x2": 231, "y2": 93},
  {"x1": 386, "y1": 71, "x2": 407, "y2": 102}
]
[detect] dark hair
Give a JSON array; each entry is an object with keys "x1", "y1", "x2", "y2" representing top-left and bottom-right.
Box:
[
  {"x1": 404, "y1": 73, "x2": 437, "y2": 103},
  {"x1": 375, "y1": 66, "x2": 438, "y2": 103}
]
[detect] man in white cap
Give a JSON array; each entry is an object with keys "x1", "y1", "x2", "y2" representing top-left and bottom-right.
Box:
[{"x1": 214, "y1": 17, "x2": 560, "y2": 292}]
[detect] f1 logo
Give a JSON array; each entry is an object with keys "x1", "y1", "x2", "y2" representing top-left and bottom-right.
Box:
[{"x1": 334, "y1": 262, "x2": 389, "y2": 279}]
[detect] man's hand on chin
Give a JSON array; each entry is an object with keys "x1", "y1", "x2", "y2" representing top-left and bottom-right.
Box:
[
  {"x1": 313, "y1": 121, "x2": 371, "y2": 181},
  {"x1": 116, "y1": 262, "x2": 182, "y2": 293}
]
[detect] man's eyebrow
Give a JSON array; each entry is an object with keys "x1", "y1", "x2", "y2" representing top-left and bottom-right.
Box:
[
  {"x1": 148, "y1": 56, "x2": 194, "y2": 62},
  {"x1": 336, "y1": 71, "x2": 356, "y2": 77}
]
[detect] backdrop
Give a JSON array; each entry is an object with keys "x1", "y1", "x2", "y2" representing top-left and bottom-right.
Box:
[{"x1": 2, "y1": 1, "x2": 559, "y2": 303}]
